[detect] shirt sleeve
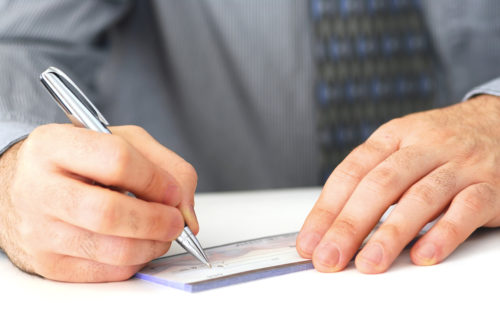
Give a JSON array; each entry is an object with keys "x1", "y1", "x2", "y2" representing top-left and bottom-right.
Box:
[
  {"x1": 0, "y1": 122, "x2": 36, "y2": 156},
  {"x1": 463, "y1": 77, "x2": 500, "y2": 101},
  {"x1": 0, "y1": 0, "x2": 131, "y2": 155}
]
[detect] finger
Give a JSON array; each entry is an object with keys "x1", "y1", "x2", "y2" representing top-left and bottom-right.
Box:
[
  {"x1": 112, "y1": 126, "x2": 200, "y2": 234},
  {"x1": 34, "y1": 124, "x2": 182, "y2": 206},
  {"x1": 311, "y1": 144, "x2": 448, "y2": 272},
  {"x1": 297, "y1": 132, "x2": 400, "y2": 258},
  {"x1": 355, "y1": 163, "x2": 466, "y2": 273},
  {"x1": 410, "y1": 183, "x2": 497, "y2": 266},
  {"x1": 41, "y1": 220, "x2": 171, "y2": 266},
  {"x1": 42, "y1": 175, "x2": 184, "y2": 242},
  {"x1": 35, "y1": 254, "x2": 142, "y2": 283}
]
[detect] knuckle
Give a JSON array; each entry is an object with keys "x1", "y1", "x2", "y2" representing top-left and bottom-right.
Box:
[
  {"x1": 334, "y1": 157, "x2": 365, "y2": 183},
  {"x1": 145, "y1": 205, "x2": 181, "y2": 240},
  {"x1": 367, "y1": 124, "x2": 400, "y2": 150},
  {"x1": 166, "y1": 208, "x2": 184, "y2": 237},
  {"x1": 473, "y1": 183, "x2": 496, "y2": 204},
  {"x1": 15, "y1": 219, "x2": 36, "y2": 243},
  {"x1": 405, "y1": 183, "x2": 436, "y2": 206},
  {"x1": 124, "y1": 125, "x2": 148, "y2": 136},
  {"x1": 365, "y1": 165, "x2": 399, "y2": 192},
  {"x1": 387, "y1": 146, "x2": 421, "y2": 170},
  {"x1": 459, "y1": 184, "x2": 494, "y2": 213},
  {"x1": 178, "y1": 162, "x2": 198, "y2": 185},
  {"x1": 184, "y1": 162, "x2": 198, "y2": 181},
  {"x1": 143, "y1": 167, "x2": 161, "y2": 194},
  {"x1": 143, "y1": 207, "x2": 163, "y2": 238},
  {"x1": 453, "y1": 137, "x2": 480, "y2": 163},
  {"x1": 105, "y1": 137, "x2": 131, "y2": 183},
  {"x1": 379, "y1": 223, "x2": 403, "y2": 242},
  {"x1": 462, "y1": 138, "x2": 478, "y2": 158},
  {"x1": 460, "y1": 192, "x2": 483, "y2": 213},
  {"x1": 333, "y1": 216, "x2": 359, "y2": 239},
  {"x1": 406, "y1": 169, "x2": 456, "y2": 206},
  {"x1": 360, "y1": 138, "x2": 382, "y2": 154},
  {"x1": 437, "y1": 219, "x2": 461, "y2": 241},
  {"x1": 29, "y1": 124, "x2": 76, "y2": 152},
  {"x1": 30, "y1": 123, "x2": 60, "y2": 140},
  {"x1": 75, "y1": 232, "x2": 98, "y2": 261},
  {"x1": 92, "y1": 194, "x2": 119, "y2": 232},
  {"x1": 384, "y1": 116, "x2": 405, "y2": 128},
  {"x1": 23, "y1": 124, "x2": 59, "y2": 155},
  {"x1": 125, "y1": 208, "x2": 141, "y2": 233},
  {"x1": 113, "y1": 238, "x2": 136, "y2": 265},
  {"x1": 312, "y1": 205, "x2": 337, "y2": 223}
]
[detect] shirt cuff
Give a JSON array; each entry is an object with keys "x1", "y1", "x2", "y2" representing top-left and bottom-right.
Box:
[
  {"x1": 0, "y1": 122, "x2": 36, "y2": 156},
  {"x1": 463, "y1": 78, "x2": 500, "y2": 101}
]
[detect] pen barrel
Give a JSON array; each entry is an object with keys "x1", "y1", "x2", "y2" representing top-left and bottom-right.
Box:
[{"x1": 40, "y1": 67, "x2": 111, "y2": 133}]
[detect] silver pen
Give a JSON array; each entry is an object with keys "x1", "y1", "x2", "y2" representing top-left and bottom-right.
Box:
[{"x1": 40, "y1": 67, "x2": 211, "y2": 267}]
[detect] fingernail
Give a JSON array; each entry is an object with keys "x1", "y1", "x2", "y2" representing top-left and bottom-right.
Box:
[
  {"x1": 416, "y1": 243, "x2": 436, "y2": 265},
  {"x1": 297, "y1": 232, "x2": 322, "y2": 256},
  {"x1": 315, "y1": 243, "x2": 340, "y2": 269},
  {"x1": 358, "y1": 243, "x2": 384, "y2": 268},
  {"x1": 166, "y1": 210, "x2": 185, "y2": 240},
  {"x1": 181, "y1": 205, "x2": 199, "y2": 233}
]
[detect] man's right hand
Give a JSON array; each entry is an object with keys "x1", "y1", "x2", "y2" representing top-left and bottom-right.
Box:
[{"x1": 0, "y1": 124, "x2": 198, "y2": 282}]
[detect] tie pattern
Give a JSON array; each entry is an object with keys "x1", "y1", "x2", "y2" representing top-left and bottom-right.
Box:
[{"x1": 311, "y1": 0, "x2": 436, "y2": 183}]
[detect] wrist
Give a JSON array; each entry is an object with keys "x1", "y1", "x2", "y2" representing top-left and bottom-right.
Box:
[
  {"x1": 0, "y1": 141, "x2": 23, "y2": 252},
  {"x1": 467, "y1": 94, "x2": 500, "y2": 109}
]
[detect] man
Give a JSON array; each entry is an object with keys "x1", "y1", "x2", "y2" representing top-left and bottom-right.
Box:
[{"x1": 1, "y1": 0, "x2": 500, "y2": 282}]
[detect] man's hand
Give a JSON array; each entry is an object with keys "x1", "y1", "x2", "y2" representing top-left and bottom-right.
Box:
[
  {"x1": 0, "y1": 124, "x2": 198, "y2": 282},
  {"x1": 297, "y1": 95, "x2": 500, "y2": 273}
]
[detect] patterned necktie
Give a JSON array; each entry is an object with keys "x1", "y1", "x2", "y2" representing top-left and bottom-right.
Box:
[{"x1": 311, "y1": 0, "x2": 436, "y2": 183}]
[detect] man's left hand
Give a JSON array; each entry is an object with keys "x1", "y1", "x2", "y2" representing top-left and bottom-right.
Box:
[{"x1": 297, "y1": 95, "x2": 500, "y2": 273}]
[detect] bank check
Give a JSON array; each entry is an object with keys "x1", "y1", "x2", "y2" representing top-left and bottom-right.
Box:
[
  {"x1": 136, "y1": 232, "x2": 311, "y2": 292},
  {"x1": 136, "y1": 205, "x2": 437, "y2": 292}
]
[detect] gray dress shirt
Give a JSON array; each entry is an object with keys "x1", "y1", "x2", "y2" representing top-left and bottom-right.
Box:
[{"x1": 1, "y1": 0, "x2": 500, "y2": 191}]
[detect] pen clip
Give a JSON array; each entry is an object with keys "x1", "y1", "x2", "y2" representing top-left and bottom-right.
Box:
[{"x1": 40, "y1": 67, "x2": 110, "y2": 131}]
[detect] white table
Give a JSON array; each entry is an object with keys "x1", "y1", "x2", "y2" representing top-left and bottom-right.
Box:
[{"x1": 1, "y1": 188, "x2": 499, "y2": 334}]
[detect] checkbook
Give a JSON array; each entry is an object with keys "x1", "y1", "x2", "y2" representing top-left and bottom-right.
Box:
[
  {"x1": 136, "y1": 232, "x2": 312, "y2": 293},
  {"x1": 136, "y1": 205, "x2": 437, "y2": 293}
]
